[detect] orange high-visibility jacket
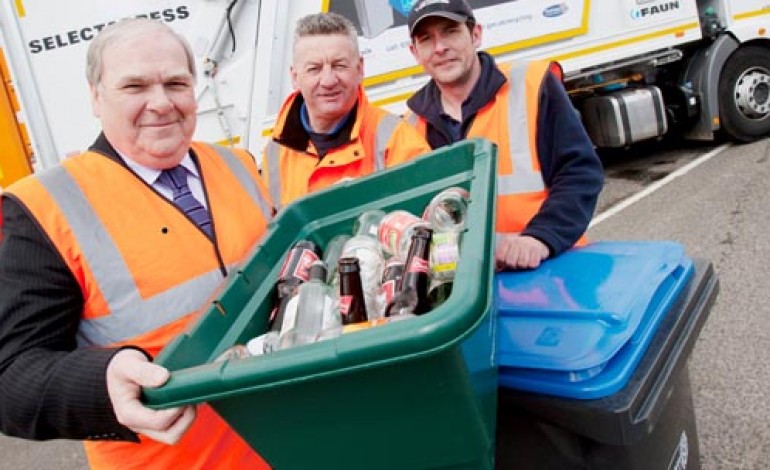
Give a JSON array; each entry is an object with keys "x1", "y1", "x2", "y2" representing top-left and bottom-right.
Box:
[
  {"x1": 262, "y1": 86, "x2": 430, "y2": 209},
  {"x1": 7, "y1": 142, "x2": 273, "y2": 470},
  {"x1": 407, "y1": 61, "x2": 588, "y2": 245}
]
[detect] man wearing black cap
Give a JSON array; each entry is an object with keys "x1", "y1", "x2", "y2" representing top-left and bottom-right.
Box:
[{"x1": 405, "y1": 0, "x2": 604, "y2": 271}]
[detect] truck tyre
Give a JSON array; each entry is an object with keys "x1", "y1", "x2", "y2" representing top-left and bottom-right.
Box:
[{"x1": 719, "y1": 45, "x2": 770, "y2": 142}]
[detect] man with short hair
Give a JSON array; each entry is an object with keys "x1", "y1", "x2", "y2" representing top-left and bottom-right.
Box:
[
  {"x1": 405, "y1": 0, "x2": 604, "y2": 270},
  {"x1": 261, "y1": 12, "x2": 431, "y2": 210},
  {"x1": 0, "y1": 19, "x2": 271, "y2": 469}
]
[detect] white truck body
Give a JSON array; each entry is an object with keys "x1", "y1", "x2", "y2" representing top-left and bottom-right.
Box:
[{"x1": 1, "y1": 0, "x2": 769, "y2": 184}]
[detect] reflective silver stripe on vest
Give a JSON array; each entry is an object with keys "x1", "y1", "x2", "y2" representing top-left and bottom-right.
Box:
[
  {"x1": 498, "y1": 62, "x2": 547, "y2": 195},
  {"x1": 36, "y1": 166, "x2": 235, "y2": 347},
  {"x1": 374, "y1": 113, "x2": 400, "y2": 171},
  {"x1": 265, "y1": 140, "x2": 282, "y2": 211},
  {"x1": 404, "y1": 111, "x2": 418, "y2": 127},
  {"x1": 265, "y1": 114, "x2": 398, "y2": 208},
  {"x1": 208, "y1": 144, "x2": 273, "y2": 221}
]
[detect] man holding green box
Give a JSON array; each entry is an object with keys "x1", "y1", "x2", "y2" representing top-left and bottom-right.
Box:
[{"x1": 0, "y1": 19, "x2": 272, "y2": 469}]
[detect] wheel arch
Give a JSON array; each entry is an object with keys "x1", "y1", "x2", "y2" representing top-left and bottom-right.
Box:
[{"x1": 681, "y1": 34, "x2": 740, "y2": 141}]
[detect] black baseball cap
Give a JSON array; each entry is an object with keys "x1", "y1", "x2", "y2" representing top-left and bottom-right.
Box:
[{"x1": 407, "y1": 0, "x2": 475, "y2": 36}]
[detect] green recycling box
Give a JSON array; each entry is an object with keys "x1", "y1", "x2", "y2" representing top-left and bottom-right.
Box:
[{"x1": 143, "y1": 139, "x2": 499, "y2": 469}]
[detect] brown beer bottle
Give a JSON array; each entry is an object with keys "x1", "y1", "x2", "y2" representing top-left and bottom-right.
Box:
[
  {"x1": 380, "y1": 257, "x2": 405, "y2": 312},
  {"x1": 269, "y1": 239, "x2": 322, "y2": 332},
  {"x1": 338, "y1": 257, "x2": 369, "y2": 325},
  {"x1": 385, "y1": 226, "x2": 433, "y2": 316}
]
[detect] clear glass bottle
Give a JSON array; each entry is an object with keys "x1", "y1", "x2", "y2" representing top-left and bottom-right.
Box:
[
  {"x1": 378, "y1": 209, "x2": 430, "y2": 260},
  {"x1": 352, "y1": 209, "x2": 386, "y2": 239},
  {"x1": 430, "y1": 230, "x2": 461, "y2": 283},
  {"x1": 422, "y1": 187, "x2": 469, "y2": 232},
  {"x1": 213, "y1": 344, "x2": 251, "y2": 362},
  {"x1": 428, "y1": 278, "x2": 453, "y2": 310},
  {"x1": 268, "y1": 239, "x2": 322, "y2": 333},
  {"x1": 323, "y1": 234, "x2": 351, "y2": 285},
  {"x1": 264, "y1": 240, "x2": 322, "y2": 352},
  {"x1": 424, "y1": 187, "x2": 468, "y2": 285},
  {"x1": 280, "y1": 260, "x2": 338, "y2": 349}
]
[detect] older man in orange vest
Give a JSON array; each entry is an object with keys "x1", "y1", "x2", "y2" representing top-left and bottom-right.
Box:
[{"x1": 0, "y1": 19, "x2": 272, "y2": 469}]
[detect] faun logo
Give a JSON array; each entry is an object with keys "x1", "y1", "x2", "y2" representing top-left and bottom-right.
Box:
[
  {"x1": 630, "y1": 0, "x2": 680, "y2": 19},
  {"x1": 413, "y1": 0, "x2": 451, "y2": 12}
]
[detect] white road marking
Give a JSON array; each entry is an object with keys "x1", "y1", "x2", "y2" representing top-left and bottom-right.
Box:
[{"x1": 590, "y1": 143, "x2": 732, "y2": 227}]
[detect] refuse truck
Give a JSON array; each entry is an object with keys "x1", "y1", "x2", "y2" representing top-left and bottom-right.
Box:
[{"x1": 1, "y1": 0, "x2": 770, "y2": 187}]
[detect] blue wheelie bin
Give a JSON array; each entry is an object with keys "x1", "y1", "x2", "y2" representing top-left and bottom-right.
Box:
[{"x1": 495, "y1": 241, "x2": 719, "y2": 469}]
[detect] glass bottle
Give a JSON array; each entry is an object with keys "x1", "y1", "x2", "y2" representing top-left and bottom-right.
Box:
[
  {"x1": 323, "y1": 234, "x2": 351, "y2": 285},
  {"x1": 280, "y1": 260, "x2": 338, "y2": 349},
  {"x1": 340, "y1": 234, "x2": 384, "y2": 319},
  {"x1": 428, "y1": 279, "x2": 453, "y2": 310},
  {"x1": 337, "y1": 257, "x2": 369, "y2": 325},
  {"x1": 422, "y1": 187, "x2": 469, "y2": 232},
  {"x1": 378, "y1": 210, "x2": 430, "y2": 260},
  {"x1": 430, "y1": 230, "x2": 461, "y2": 283},
  {"x1": 379, "y1": 257, "x2": 405, "y2": 317},
  {"x1": 385, "y1": 226, "x2": 433, "y2": 317},
  {"x1": 213, "y1": 344, "x2": 251, "y2": 363},
  {"x1": 424, "y1": 187, "x2": 467, "y2": 285},
  {"x1": 352, "y1": 209, "x2": 386, "y2": 239},
  {"x1": 266, "y1": 240, "x2": 322, "y2": 350}
]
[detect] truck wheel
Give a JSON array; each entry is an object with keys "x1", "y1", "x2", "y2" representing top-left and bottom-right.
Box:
[{"x1": 719, "y1": 46, "x2": 770, "y2": 142}]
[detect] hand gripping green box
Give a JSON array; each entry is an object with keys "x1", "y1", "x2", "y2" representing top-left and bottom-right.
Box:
[{"x1": 143, "y1": 139, "x2": 499, "y2": 469}]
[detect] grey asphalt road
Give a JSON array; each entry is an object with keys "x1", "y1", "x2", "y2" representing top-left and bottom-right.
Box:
[
  {"x1": 589, "y1": 138, "x2": 770, "y2": 469},
  {"x1": 1, "y1": 138, "x2": 768, "y2": 469}
]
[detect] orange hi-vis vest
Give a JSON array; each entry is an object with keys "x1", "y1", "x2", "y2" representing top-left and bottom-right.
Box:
[
  {"x1": 7, "y1": 143, "x2": 273, "y2": 469},
  {"x1": 407, "y1": 60, "x2": 587, "y2": 245},
  {"x1": 262, "y1": 86, "x2": 430, "y2": 209}
]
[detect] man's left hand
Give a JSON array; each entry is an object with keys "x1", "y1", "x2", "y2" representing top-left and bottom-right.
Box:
[{"x1": 495, "y1": 234, "x2": 549, "y2": 271}]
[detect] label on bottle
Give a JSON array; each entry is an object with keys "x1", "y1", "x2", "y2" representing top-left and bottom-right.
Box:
[
  {"x1": 431, "y1": 232, "x2": 459, "y2": 280},
  {"x1": 432, "y1": 246, "x2": 458, "y2": 272},
  {"x1": 279, "y1": 296, "x2": 300, "y2": 336},
  {"x1": 292, "y1": 249, "x2": 320, "y2": 282},
  {"x1": 339, "y1": 295, "x2": 353, "y2": 317},
  {"x1": 407, "y1": 256, "x2": 430, "y2": 274},
  {"x1": 277, "y1": 249, "x2": 294, "y2": 280},
  {"x1": 378, "y1": 211, "x2": 421, "y2": 255},
  {"x1": 381, "y1": 279, "x2": 397, "y2": 305},
  {"x1": 278, "y1": 246, "x2": 320, "y2": 282}
]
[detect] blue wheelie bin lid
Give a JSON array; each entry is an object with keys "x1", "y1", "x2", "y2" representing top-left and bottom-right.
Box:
[{"x1": 497, "y1": 241, "x2": 694, "y2": 399}]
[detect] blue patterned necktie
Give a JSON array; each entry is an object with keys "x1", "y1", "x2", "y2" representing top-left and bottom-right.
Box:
[{"x1": 158, "y1": 166, "x2": 213, "y2": 238}]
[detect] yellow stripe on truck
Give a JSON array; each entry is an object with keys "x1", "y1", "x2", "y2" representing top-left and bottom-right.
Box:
[
  {"x1": 734, "y1": 8, "x2": 770, "y2": 21},
  {"x1": 14, "y1": 0, "x2": 25, "y2": 17},
  {"x1": 369, "y1": 22, "x2": 701, "y2": 108},
  {"x1": 550, "y1": 22, "x2": 701, "y2": 62}
]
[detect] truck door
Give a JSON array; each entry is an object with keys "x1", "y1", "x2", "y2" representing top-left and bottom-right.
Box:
[{"x1": 0, "y1": 46, "x2": 32, "y2": 189}]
